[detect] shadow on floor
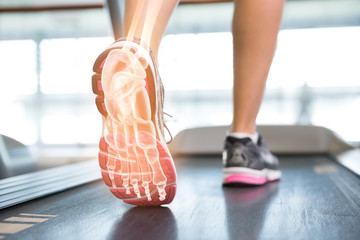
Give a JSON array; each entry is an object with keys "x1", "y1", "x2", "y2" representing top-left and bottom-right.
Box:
[{"x1": 109, "y1": 206, "x2": 178, "y2": 240}]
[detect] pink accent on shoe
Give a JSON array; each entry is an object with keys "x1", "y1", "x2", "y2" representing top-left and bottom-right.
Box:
[
  {"x1": 225, "y1": 174, "x2": 267, "y2": 185},
  {"x1": 97, "y1": 80, "x2": 103, "y2": 91},
  {"x1": 99, "y1": 58, "x2": 106, "y2": 70}
]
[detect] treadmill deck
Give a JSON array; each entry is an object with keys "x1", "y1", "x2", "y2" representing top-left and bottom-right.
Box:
[{"x1": 1, "y1": 155, "x2": 360, "y2": 240}]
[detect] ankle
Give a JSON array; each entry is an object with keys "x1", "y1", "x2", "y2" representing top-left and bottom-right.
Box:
[{"x1": 229, "y1": 123, "x2": 256, "y2": 135}]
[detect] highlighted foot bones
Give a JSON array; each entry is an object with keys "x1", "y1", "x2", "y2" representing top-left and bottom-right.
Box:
[{"x1": 101, "y1": 48, "x2": 168, "y2": 202}]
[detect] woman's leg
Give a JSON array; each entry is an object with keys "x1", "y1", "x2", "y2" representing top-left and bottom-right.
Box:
[
  {"x1": 231, "y1": 0, "x2": 285, "y2": 134},
  {"x1": 123, "y1": 0, "x2": 179, "y2": 59},
  {"x1": 222, "y1": 0, "x2": 284, "y2": 186}
]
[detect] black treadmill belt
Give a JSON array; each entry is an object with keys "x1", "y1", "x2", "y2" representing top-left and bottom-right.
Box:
[{"x1": 0, "y1": 155, "x2": 359, "y2": 240}]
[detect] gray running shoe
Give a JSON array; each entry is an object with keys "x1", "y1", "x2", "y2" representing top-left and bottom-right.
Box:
[{"x1": 222, "y1": 135, "x2": 281, "y2": 185}]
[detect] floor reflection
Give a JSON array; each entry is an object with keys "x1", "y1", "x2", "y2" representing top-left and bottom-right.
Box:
[
  {"x1": 223, "y1": 182, "x2": 279, "y2": 240},
  {"x1": 109, "y1": 206, "x2": 178, "y2": 240}
]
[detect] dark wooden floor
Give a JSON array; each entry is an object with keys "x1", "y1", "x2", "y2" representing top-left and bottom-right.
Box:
[{"x1": 1, "y1": 155, "x2": 360, "y2": 240}]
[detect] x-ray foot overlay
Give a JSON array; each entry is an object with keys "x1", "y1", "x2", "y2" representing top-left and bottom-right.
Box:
[{"x1": 94, "y1": 43, "x2": 176, "y2": 205}]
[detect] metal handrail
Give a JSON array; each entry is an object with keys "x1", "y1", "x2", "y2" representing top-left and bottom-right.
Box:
[
  {"x1": 0, "y1": 4, "x2": 103, "y2": 13},
  {"x1": 0, "y1": 0, "x2": 232, "y2": 13}
]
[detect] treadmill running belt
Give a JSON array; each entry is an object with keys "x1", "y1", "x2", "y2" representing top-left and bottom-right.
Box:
[{"x1": 0, "y1": 155, "x2": 359, "y2": 240}]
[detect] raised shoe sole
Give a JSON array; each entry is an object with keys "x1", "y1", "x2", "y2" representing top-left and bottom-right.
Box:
[{"x1": 92, "y1": 40, "x2": 177, "y2": 206}]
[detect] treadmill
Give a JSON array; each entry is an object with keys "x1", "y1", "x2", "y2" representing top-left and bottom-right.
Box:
[{"x1": 1, "y1": 125, "x2": 360, "y2": 240}]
